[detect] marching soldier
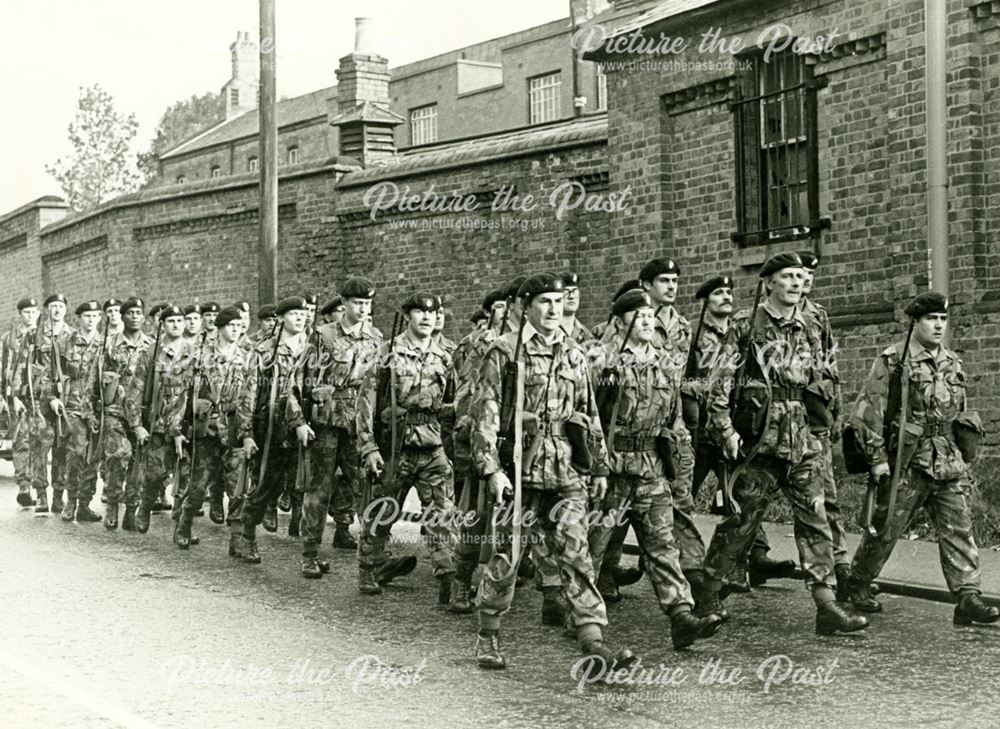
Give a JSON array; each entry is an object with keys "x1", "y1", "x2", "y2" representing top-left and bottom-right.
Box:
[
  {"x1": 41, "y1": 300, "x2": 103, "y2": 522},
  {"x1": 558, "y1": 271, "x2": 593, "y2": 343},
  {"x1": 183, "y1": 304, "x2": 202, "y2": 343},
  {"x1": 104, "y1": 298, "x2": 124, "y2": 338},
  {"x1": 251, "y1": 304, "x2": 277, "y2": 345},
  {"x1": 8, "y1": 297, "x2": 41, "y2": 507},
  {"x1": 698, "y1": 253, "x2": 868, "y2": 635},
  {"x1": 472, "y1": 272, "x2": 636, "y2": 671},
  {"x1": 200, "y1": 302, "x2": 220, "y2": 334},
  {"x1": 320, "y1": 297, "x2": 345, "y2": 326},
  {"x1": 844, "y1": 292, "x2": 999, "y2": 626},
  {"x1": 356, "y1": 293, "x2": 458, "y2": 600},
  {"x1": 303, "y1": 293, "x2": 319, "y2": 332},
  {"x1": 588, "y1": 288, "x2": 723, "y2": 649},
  {"x1": 432, "y1": 298, "x2": 457, "y2": 355},
  {"x1": 102, "y1": 298, "x2": 154, "y2": 530},
  {"x1": 175, "y1": 306, "x2": 257, "y2": 551}
]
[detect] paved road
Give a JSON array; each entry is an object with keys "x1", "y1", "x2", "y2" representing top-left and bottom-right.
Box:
[{"x1": 1, "y1": 466, "x2": 998, "y2": 729}]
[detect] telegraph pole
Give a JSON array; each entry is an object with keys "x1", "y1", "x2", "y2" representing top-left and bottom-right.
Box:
[{"x1": 258, "y1": 0, "x2": 278, "y2": 306}]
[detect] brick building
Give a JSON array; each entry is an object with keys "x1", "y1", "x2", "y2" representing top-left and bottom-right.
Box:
[{"x1": 3, "y1": 0, "x2": 1000, "y2": 459}]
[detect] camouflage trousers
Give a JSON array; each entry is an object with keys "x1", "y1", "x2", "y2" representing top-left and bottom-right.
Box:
[
  {"x1": 176, "y1": 437, "x2": 245, "y2": 534},
  {"x1": 328, "y1": 430, "x2": 363, "y2": 528},
  {"x1": 100, "y1": 415, "x2": 133, "y2": 505},
  {"x1": 815, "y1": 432, "x2": 848, "y2": 567},
  {"x1": 12, "y1": 411, "x2": 48, "y2": 492},
  {"x1": 851, "y1": 468, "x2": 981, "y2": 595},
  {"x1": 359, "y1": 446, "x2": 457, "y2": 578},
  {"x1": 703, "y1": 443, "x2": 835, "y2": 590},
  {"x1": 61, "y1": 412, "x2": 99, "y2": 503},
  {"x1": 240, "y1": 446, "x2": 297, "y2": 540},
  {"x1": 299, "y1": 425, "x2": 362, "y2": 556},
  {"x1": 478, "y1": 478, "x2": 608, "y2": 632},
  {"x1": 137, "y1": 432, "x2": 178, "y2": 509},
  {"x1": 589, "y1": 462, "x2": 694, "y2": 613}
]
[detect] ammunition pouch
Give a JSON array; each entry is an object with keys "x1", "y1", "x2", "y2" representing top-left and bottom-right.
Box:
[
  {"x1": 841, "y1": 424, "x2": 870, "y2": 475},
  {"x1": 680, "y1": 391, "x2": 701, "y2": 432},
  {"x1": 311, "y1": 384, "x2": 335, "y2": 421},
  {"x1": 594, "y1": 368, "x2": 620, "y2": 432},
  {"x1": 193, "y1": 398, "x2": 214, "y2": 439},
  {"x1": 731, "y1": 383, "x2": 769, "y2": 445},
  {"x1": 803, "y1": 389, "x2": 834, "y2": 431},
  {"x1": 952, "y1": 411, "x2": 983, "y2": 464},
  {"x1": 564, "y1": 413, "x2": 593, "y2": 474},
  {"x1": 655, "y1": 434, "x2": 677, "y2": 481}
]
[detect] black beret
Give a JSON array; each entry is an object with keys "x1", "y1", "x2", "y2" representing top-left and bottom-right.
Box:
[
  {"x1": 612, "y1": 278, "x2": 641, "y2": 302},
  {"x1": 904, "y1": 291, "x2": 948, "y2": 319},
  {"x1": 159, "y1": 305, "x2": 184, "y2": 322},
  {"x1": 234, "y1": 301, "x2": 251, "y2": 313},
  {"x1": 215, "y1": 306, "x2": 242, "y2": 329},
  {"x1": 276, "y1": 296, "x2": 308, "y2": 315},
  {"x1": 320, "y1": 297, "x2": 344, "y2": 316},
  {"x1": 759, "y1": 252, "x2": 804, "y2": 278},
  {"x1": 401, "y1": 293, "x2": 441, "y2": 313},
  {"x1": 103, "y1": 298, "x2": 122, "y2": 311},
  {"x1": 797, "y1": 251, "x2": 820, "y2": 270},
  {"x1": 639, "y1": 258, "x2": 680, "y2": 282},
  {"x1": 303, "y1": 293, "x2": 319, "y2": 306},
  {"x1": 75, "y1": 300, "x2": 101, "y2": 316},
  {"x1": 16, "y1": 297, "x2": 38, "y2": 311},
  {"x1": 257, "y1": 304, "x2": 276, "y2": 319},
  {"x1": 182, "y1": 304, "x2": 201, "y2": 316},
  {"x1": 611, "y1": 289, "x2": 652, "y2": 319},
  {"x1": 122, "y1": 297, "x2": 144, "y2": 313},
  {"x1": 148, "y1": 302, "x2": 168, "y2": 319},
  {"x1": 695, "y1": 275, "x2": 734, "y2": 300},
  {"x1": 200, "y1": 302, "x2": 220, "y2": 314},
  {"x1": 470, "y1": 309, "x2": 488, "y2": 324},
  {"x1": 503, "y1": 276, "x2": 528, "y2": 301},
  {"x1": 482, "y1": 289, "x2": 505, "y2": 311},
  {"x1": 44, "y1": 294, "x2": 67, "y2": 307},
  {"x1": 341, "y1": 277, "x2": 376, "y2": 300},
  {"x1": 517, "y1": 273, "x2": 564, "y2": 303},
  {"x1": 559, "y1": 271, "x2": 580, "y2": 287}
]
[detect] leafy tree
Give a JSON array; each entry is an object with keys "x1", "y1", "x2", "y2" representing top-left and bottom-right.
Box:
[
  {"x1": 46, "y1": 84, "x2": 141, "y2": 211},
  {"x1": 137, "y1": 92, "x2": 225, "y2": 183}
]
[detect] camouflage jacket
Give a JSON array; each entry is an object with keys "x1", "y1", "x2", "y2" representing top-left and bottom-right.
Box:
[
  {"x1": 590, "y1": 335, "x2": 681, "y2": 476},
  {"x1": 652, "y1": 305, "x2": 691, "y2": 377},
  {"x1": 182, "y1": 337, "x2": 257, "y2": 446},
  {"x1": 561, "y1": 317, "x2": 594, "y2": 345},
  {"x1": 6, "y1": 325, "x2": 37, "y2": 404},
  {"x1": 251, "y1": 332, "x2": 307, "y2": 449},
  {"x1": 131, "y1": 336, "x2": 195, "y2": 437},
  {"x1": 851, "y1": 339, "x2": 971, "y2": 480},
  {"x1": 38, "y1": 329, "x2": 101, "y2": 418},
  {"x1": 434, "y1": 333, "x2": 457, "y2": 356},
  {"x1": 453, "y1": 319, "x2": 516, "y2": 441},
  {"x1": 11, "y1": 323, "x2": 75, "y2": 406},
  {"x1": 706, "y1": 300, "x2": 832, "y2": 464},
  {"x1": 356, "y1": 332, "x2": 453, "y2": 459},
  {"x1": 472, "y1": 321, "x2": 609, "y2": 489},
  {"x1": 101, "y1": 331, "x2": 154, "y2": 428},
  {"x1": 680, "y1": 317, "x2": 728, "y2": 405},
  {"x1": 308, "y1": 319, "x2": 382, "y2": 432}
]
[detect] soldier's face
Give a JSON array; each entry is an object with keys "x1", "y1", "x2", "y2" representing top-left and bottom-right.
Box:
[
  {"x1": 767, "y1": 268, "x2": 804, "y2": 307},
  {"x1": 220, "y1": 322, "x2": 241, "y2": 344},
  {"x1": 19, "y1": 307, "x2": 39, "y2": 327},
  {"x1": 645, "y1": 274, "x2": 678, "y2": 305},
  {"x1": 344, "y1": 298, "x2": 371, "y2": 325},
  {"x1": 915, "y1": 313, "x2": 948, "y2": 348},
  {"x1": 625, "y1": 307, "x2": 656, "y2": 342},
  {"x1": 259, "y1": 316, "x2": 277, "y2": 334},
  {"x1": 490, "y1": 301, "x2": 507, "y2": 326},
  {"x1": 305, "y1": 304, "x2": 316, "y2": 327},
  {"x1": 801, "y1": 268, "x2": 815, "y2": 295},
  {"x1": 163, "y1": 316, "x2": 185, "y2": 339},
  {"x1": 123, "y1": 308, "x2": 144, "y2": 332},
  {"x1": 80, "y1": 311, "x2": 102, "y2": 333},
  {"x1": 407, "y1": 308, "x2": 436, "y2": 338},
  {"x1": 283, "y1": 309, "x2": 307, "y2": 335},
  {"x1": 239, "y1": 311, "x2": 251, "y2": 330},
  {"x1": 562, "y1": 286, "x2": 580, "y2": 315},
  {"x1": 202, "y1": 312, "x2": 218, "y2": 331},
  {"x1": 47, "y1": 302, "x2": 66, "y2": 322},
  {"x1": 106, "y1": 307, "x2": 122, "y2": 327},
  {"x1": 434, "y1": 308, "x2": 446, "y2": 333},
  {"x1": 707, "y1": 287, "x2": 734, "y2": 317},
  {"x1": 184, "y1": 313, "x2": 201, "y2": 335},
  {"x1": 331, "y1": 306, "x2": 345, "y2": 324},
  {"x1": 526, "y1": 292, "x2": 564, "y2": 335}
]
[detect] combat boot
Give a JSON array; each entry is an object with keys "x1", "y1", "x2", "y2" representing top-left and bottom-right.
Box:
[
  {"x1": 135, "y1": 502, "x2": 152, "y2": 534},
  {"x1": 597, "y1": 569, "x2": 622, "y2": 603},
  {"x1": 541, "y1": 586, "x2": 568, "y2": 626},
  {"x1": 671, "y1": 608, "x2": 723, "y2": 650},
  {"x1": 209, "y1": 501, "x2": 225, "y2": 525},
  {"x1": 748, "y1": 550, "x2": 796, "y2": 587},
  {"x1": 61, "y1": 497, "x2": 77, "y2": 522},
  {"x1": 16, "y1": 484, "x2": 35, "y2": 507},
  {"x1": 288, "y1": 502, "x2": 301, "y2": 538},
  {"x1": 579, "y1": 637, "x2": 638, "y2": 671},
  {"x1": 815, "y1": 601, "x2": 869, "y2": 635},
  {"x1": 721, "y1": 562, "x2": 751, "y2": 597},
  {"x1": 301, "y1": 555, "x2": 324, "y2": 579},
  {"x1": 76, "y1": 502, "x2": 102, "y2": 522},
  {"x1": 359, "y1": 566, "x2": 383, "y2": 595},
  {"x1": 332, "y1": 524, "x2": 358, "y2": 550},
  {"x1": 262, "y1": 504, "x2": 278, "y2": 533},
  {"x1": 516, "y1": 554, "x2": 535, "y2": 587},
  {"x1": 173, "y1": 516, "x2": 192, "y2": 549},
  {"x1": 476, "y1": 630, "x2": 505, "y2": 670},
  {"x1": 34, "y1": 490, "x2": 49, "y2": 514},
  {"x1": 438, "y1": 573, "x2": 453, "y2": 605},
  {"x1": 845, "y1": 576, "x2": 883, "y2": 613},
  {"x1": 228, "y1": 533, "x2": 241, "y2": 557},
  {"x1": 954, "y1": 593, "x2": 1000, "y2": 626},
  {"x1": 692, "y1": 581, "x2": 730, "y2": 623},
  {"x1": 241, "y1": 538, "x2": 261, "y2": 564},
  {"x1": 51, "y1": 489, "x2": 65, "y2": 514},
  {"x1": 835, "y1": 564, "x2": 852, "y2": 603},
  {"x1": 448, "y1": 573, "x2": 473, "y2": 614},
  {"x1": 104, "y1": 503, "x2": 120, "y2": 530},
  {"x1": 374, "y1": 555, "x2": 418, "y2": 586},
  {"x1": 121, "y1": 504, "x2": 137, "y2": 531}
]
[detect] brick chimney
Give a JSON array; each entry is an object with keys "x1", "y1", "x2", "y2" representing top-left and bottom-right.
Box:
[
  {"x1": 330, "y1": 18, "x2": 404, "y2": 167},
  {"x1": 222, "y1": 31, "x2": 260, "y2": 120}
]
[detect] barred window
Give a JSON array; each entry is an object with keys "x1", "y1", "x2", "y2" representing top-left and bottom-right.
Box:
[
  {"x1": 410, "y1": 104, "x2": 438, "y2": 145},
  {"x1": 731, "y1": 51, "x2": 821, "y2": 246},
  {"x1": 528, "y1": 72, "x2": 561, "y2": 124},
  {"x1": 596, "y1": 67, "x2": 608, "y2": 111},
  {"x1": 248, "y1": 156, "x2": 258, "y2": 172}
]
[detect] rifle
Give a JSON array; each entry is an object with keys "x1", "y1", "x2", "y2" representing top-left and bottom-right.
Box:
[
  {"x1": 87, "y1": 323, "x2": 111, "y2": 464},
  {"x1": 375, "y1": 312, "x2": 402, "y2": 489},
  {"x1": 594, "y1": 312, "x2": 638, "y2": 449},
  {"x1": 882, "y1": 319, "x2": 916, "y2": 534},
  {"x1": 295, "y1": 328, "x2": 317, "y2": 493},
  {"x1": 252, "y1": 320, "x2": 283, "y2": 497},
  {"x1": 681, "y1": 299, "x2": 709, "y2": 434}
]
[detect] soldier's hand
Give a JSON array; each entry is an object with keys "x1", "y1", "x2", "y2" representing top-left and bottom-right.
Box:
[
  {"x1": 871, "y1": 462, "x2": 890, "y2": 480},
  {"x1": 488, "y1": 472, "x2": 512, "y2": 503},
  {"x1": 174, "y1": 434, "x2": 188, "y2": 459},
  {"x1": 589, "y1": 475, "x2": 608, "y2": 503},
  {"x1": 365, "y1": 451, "x2": 385, "y2": 477},
  {"x1": 810, "y1": 494, "x2": 825, "y2": 516},
  {"x1": 295, "y1": 423, "x2": 315, "y2": 447},
  {"x1": 724, "y1": 431, "x2": 742, "y2": 461},
  {"x1": 49, "y1": 398, "x2": 65, "y2": 417},
  {"x1": 12, "y1": 397, "x2": 26, "y2": 416},
  {"x1": 134, "y1": 426, "x2": 150, "y2": 445},
  {"x1": 242, "y1": 437, "x2": 259, "y2": 459}
]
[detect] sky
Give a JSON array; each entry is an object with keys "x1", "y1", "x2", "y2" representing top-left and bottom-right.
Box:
[{"x1": 0, "y1": 0, "x2": 570, "y2": 214}]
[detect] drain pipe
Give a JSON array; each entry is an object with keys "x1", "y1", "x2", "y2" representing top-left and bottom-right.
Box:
[{"x1": 926, "y1": 0, "x2": 948, "y2": 300}]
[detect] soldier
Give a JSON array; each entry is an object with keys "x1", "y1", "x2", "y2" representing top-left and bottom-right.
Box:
[
  {"x1": 357, "y1": 293, "x2": 458, "y2": 600},
  {"x1": 469, "y1": 309, "x2": 488, "y2": 332},
  {"x1": 319, "y1": 297, "x2": 345, "y2": 326},
  {"x1": 591, "y1": 279, "x2": 640, "y2": 344},
  {"x1": 234, "y1": 296, "x2": 311, "y2": 565},
  {"x1": 8, "y1": 297, "x2": 41, "y2": 507},
  {"x1": 844, "y1": 292, "x2": 999, "y2": 626},
  {"x1": 130, "y1": 305, "x2": 192, "y2": 534},
  {"x1": 102, "y1": 298, "x2": 154, "y2": 530},
  {"x1": 472, "y1": 273, "x2": 636, "y2": 671},
  {"x1": 183, "y1": 305, "x2": 202, "y2": 343},
  {"x1": 104, "y1": 298, "x2": 124, "y2": 338},
  {"x1": 42, "y1": 300, "x2": 103, "y2": 522},
  {"x1": 558, "y1": 271, "x2": 593, "y2": 343},
  {"x1": 252, "y1": 304, "x2": 277, "y2": 345},
  {"x1": 588, "y1": 288, "x2": 724, "y2": 647},
  {"x1": 200, "y1": 302, "x2": 220, "y2": 334},
  {"x1": 303, "y1": 293, "x2": 319, "y2": 332},
  {"x1": 432, "y1": 299, "x2": 457, "y2": 356},
  {"x1": 698, "y1": 252, "x2": 868, "y2": 635},
  {"x1": 175, "y1": 306, "x2": 257, "y2": 551},
  {"x1": 232, "y1": 301, "x2": 253, "y2": 350}
]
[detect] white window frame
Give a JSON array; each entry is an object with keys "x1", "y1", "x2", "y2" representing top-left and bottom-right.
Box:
[
  {"x1": 410, "y1": 104, "x2": 438, "y2": 146},
  {"x1": 596, "y1": 67, "x2": 608, "y2": 111},
  {"x1": 528, "y1": 72, "x2": 561, "y2": 124},
  {"x1": 248, "y1": 156, "x2": 258, "y2": 172},
  {"x1": 287, "y1": 146, "x2": 299, "y2": 165},
  {"x1": 210, "y1": 166, "x2": 222, "y2": 179}
]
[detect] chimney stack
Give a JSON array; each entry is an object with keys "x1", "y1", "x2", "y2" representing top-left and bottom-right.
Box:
[{"x1": 222, "y1": 31, "x2": 260, "y2": 120}]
